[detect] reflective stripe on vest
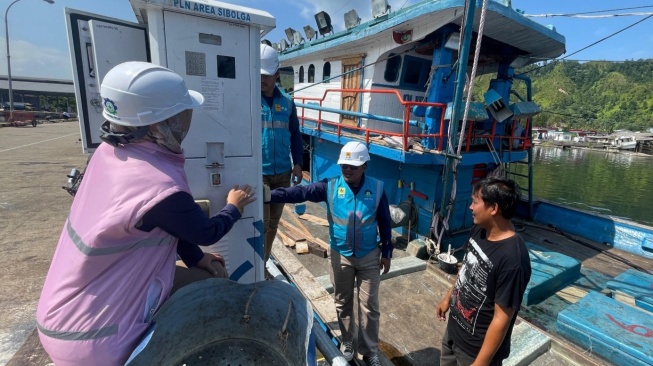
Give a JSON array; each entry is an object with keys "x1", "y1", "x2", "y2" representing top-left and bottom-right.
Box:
[
  {"x1": 262, "y1": 89, "x2": 293, "y2": 175},
  {"x1": 37, "y1": 322, "x2": 118, "y2": 341},
  {"x1": 66, "y1": 218, "x2": 175, "y2": 256},
  {"x1": 326, "y1": 175, "x2": 383, "y2": 257}
]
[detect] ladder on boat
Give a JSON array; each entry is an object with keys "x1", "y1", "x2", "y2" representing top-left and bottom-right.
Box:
[
  {"x1": 481, "y1": 133, "x2": 535, "y2": 220},
  {"x1": 485, "y1": 137, "x2": 502, "y2": 167},
  {"x1": 504, "y1": 146, "x2": 534, "y2": 220}
]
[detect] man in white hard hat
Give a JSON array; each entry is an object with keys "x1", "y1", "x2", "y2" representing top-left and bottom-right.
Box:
[
  {"x1": 266, "y1": 141, "x2": 392, "y2": 366},
  {"x1": 260, "y1": 43, "x2": 304, "y2": 265},
  {"x1": 36, "y1": 61, "x2": 256, "y2": 366}
]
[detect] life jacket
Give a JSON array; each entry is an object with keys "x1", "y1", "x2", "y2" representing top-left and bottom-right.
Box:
[
  {"x1": 36, "y1": 141, "x2": 190, "y2": 366},
  {"x1": 326, "y1": 175, "x2": 383, "y2": 257},
  {"x1": 261, "y1": 88, "x2": 293, "y2": 175}
]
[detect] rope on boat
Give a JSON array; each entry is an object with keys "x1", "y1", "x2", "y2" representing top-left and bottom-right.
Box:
[
  {"x1": 430, "y1": 0, "x2": 490, "y2": 256},
  {"x1": 240, "y1": 287, "x2": 258, "y2": 325}
]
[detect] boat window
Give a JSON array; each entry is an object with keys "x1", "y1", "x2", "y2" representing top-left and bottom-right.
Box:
[
  {"x1": 323, "y1": 62, "x2": 331, "y2": 83},
  {"x1": 384, "y1": 53, "x2": 401, "y2": 82},
  {"x1": 279, "y1": 66, "x2": 294, "y2": 93},
  {"x1": 400, "y1": 55, "x2": 430, "y2": 90},
  {"x1": 299, "y1": 66, "x2": 304, "y2": 83},
  {"x1": 404, "y1": 58, "x2": 423, "y2": 85},
  {"x1": 308, "y1": 64, "x2": 315, "y2": 83}
]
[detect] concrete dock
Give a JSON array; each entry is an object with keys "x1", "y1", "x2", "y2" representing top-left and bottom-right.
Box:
[{"x1": 0, "y1": 122, "x2": 85, "y2": 365}]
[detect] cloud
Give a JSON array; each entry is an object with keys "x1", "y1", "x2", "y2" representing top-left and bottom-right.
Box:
[{"x1": 0, "y1": 37, "x2": 72, "y2": 80}]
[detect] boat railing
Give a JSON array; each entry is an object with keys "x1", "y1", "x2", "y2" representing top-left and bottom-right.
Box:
[
  {"x1": 293, "y1": 88, "x2": 447, "y2": 152},
  {"x1": 464, "y1": 117, "x2": 532, "y2": 153},
  {"x1": 292, "y1": 88, "x2": 531, "y2": 153}
]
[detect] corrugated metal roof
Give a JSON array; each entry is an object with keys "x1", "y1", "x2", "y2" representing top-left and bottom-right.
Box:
[{"x1": 0, "y1": 76, "x2": 74, "y2": 95}]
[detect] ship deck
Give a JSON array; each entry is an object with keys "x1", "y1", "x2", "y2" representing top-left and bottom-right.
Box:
[{"x1": 271, "y1": 198, "x2": 653, "y2": 366}]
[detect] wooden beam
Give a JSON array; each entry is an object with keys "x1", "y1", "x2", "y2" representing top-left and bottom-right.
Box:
[
  {"x1": 276, "y1": 230, "x2": 295, "y2": 248},
  {"x1": 298, "y1": 213, "x2": 329, "y2": 227},
  {"x1": 271, "y1": 245, "x2": 340, "y2": 338},
  {"x1": 555, "y1": 286, "x2": 588, "y2": 304},
  {"x1": 280, "y1": 218, "x2": 330, "y2": 251},
  {"x1": 283, "y1": 206, "x2": 314, "y2": 237},
  {"x1": 295, "y1": 241, "x2": 309, "y2": 254}
]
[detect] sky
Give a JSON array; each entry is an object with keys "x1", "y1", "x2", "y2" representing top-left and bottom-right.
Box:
[{"x1": 1, "y1": 0, "x2": 652, "y2": 80}]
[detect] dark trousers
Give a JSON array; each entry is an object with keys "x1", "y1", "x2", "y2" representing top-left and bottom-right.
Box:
[
  {"x1": 263, "y1": 171, "x2": 292, "y2": 262},
  {"x1": 440, "y1": 328, "x2": 503, "y2": 366}
]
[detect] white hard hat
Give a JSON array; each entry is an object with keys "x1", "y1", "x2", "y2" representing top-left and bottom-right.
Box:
[
  {"x1": 100, "y1": 61, "x2": 204, "y2": 127},
  {"x1": 338, "y1": 141, "x2": 370, "y2": 166},
  {"x1": 260, "y1": 44, "x2": 279, "y2": 75}
]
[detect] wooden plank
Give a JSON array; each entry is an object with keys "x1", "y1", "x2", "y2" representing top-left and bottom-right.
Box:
[
  {"x1": 279, "y1": 219, "x2": 312, "y2": 241},
  {"x1": 555, "y1": 285, "x2": 588, "y2": 304},
  {"x1": 282, "y1": 227, "x2": 307, "y2": 243},
  {"x1": 283, "y1": 206, "x2": 314, "y2": 237},
  {"x1": 276, "y1": 230, "x2": 295, "y2": 248},
  {"x1": 313, "y1": 237, "x2": 330, "y2": 251},
  {"x1": 295, "y1": 241, "x2": 309, "y2": 254},
  {"x1": 271, "y1": 244, "x2": 340, "y2": 338},
  {"x1": 281, "y1": 218, "x2": 330, "y2": 251},
  {"x1": 298, "y1": 213, "x2": 329, "y2": 227},
  {"x1": 308, "y1": 241, "x2": 329, "y2": 258}
]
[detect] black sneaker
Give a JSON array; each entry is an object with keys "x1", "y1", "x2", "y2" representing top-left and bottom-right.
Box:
[
  {"x1": 363, "y1": 354, "x2": 381, "y2": 366},
  {"x1": 340, "y1": 341, "x2": 354, "y2": 361}
]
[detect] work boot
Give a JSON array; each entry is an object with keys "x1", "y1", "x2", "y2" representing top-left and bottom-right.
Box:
[
  {"x1": 363, "y1": 354, "x2": 381, "y2": 366},
  {"x1": 340, "y1": 341, "x2": 354, "y2": 361}
]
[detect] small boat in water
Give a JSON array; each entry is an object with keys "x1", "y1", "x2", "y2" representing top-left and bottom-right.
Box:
[
  {"x1": 271, "y1": 0, "x2": 653, "y2": 364},
  {"x1": 613, "y1": 135, "x2": 637, "y2": 150}
]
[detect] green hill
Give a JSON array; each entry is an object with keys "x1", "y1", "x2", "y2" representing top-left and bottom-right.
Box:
[{"x1": 472, "y1": 60, "x2": 653, "y2": 132}]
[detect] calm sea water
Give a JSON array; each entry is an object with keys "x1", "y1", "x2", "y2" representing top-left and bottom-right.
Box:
[{"x1": 512, "y1": 146, "x2": 653, "y2": 226}]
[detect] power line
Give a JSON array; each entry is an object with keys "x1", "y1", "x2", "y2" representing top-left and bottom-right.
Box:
[
  {"x1": 333, "y1": 0, "x2": 354, "y2": 15},
  {"x1": 526, "y1": 12, "x2": 653, "y2": 19},
  {"x1": 564, "y1": 14, "x2": 653, "y2": 59},
  {"x1": 554, "y1": 5, "x2": 653, "y2": 16},
  {"x1": 517, "y1": 14, "x2": 653, "y2": 76}
]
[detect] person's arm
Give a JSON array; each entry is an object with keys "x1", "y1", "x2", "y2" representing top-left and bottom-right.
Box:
[
  {"x1": 436, "y1": 242, "x2": 472, "y2": 321},
  {"x1": 289, "y1": 101, "x2": 303, "y2": 185},
  {"x1": 436, "y1": 284, "x2": 456, "y2": 321},
  {"x1": 376, "y1": 191, "x2": 393, "y2": 273},
  {"x1": 139, "y1": 186, "x2": 254, "y2": 263},
  {"x1": 472, "y1": 304, "x2": 514, "y2": 366},
  {"x1": 269, "y1": 179, "x2": 328, "y2": 204},
  {"x1": 376, "y1": 192, "x2": 393, "y2": 258},
  {"x1": 176, "y1": 239, "x2": 204, "y2": 268}
]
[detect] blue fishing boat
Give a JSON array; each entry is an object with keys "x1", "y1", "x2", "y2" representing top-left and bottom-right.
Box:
[{"x1": 271, "y1": 0, "x2": 653, "y2": 364}]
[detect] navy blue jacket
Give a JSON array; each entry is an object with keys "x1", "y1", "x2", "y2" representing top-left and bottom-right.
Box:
[
  {"x1": 269, "y1": 176, "x2": 393, "y2": 258},
  {"x1": 138, "y1": 192, "x2": 241, "y2": 267}
]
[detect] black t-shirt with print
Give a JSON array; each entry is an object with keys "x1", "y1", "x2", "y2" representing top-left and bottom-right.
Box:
[{"x1": 446, "y1": 226, "x2": 531, "y2": 361}]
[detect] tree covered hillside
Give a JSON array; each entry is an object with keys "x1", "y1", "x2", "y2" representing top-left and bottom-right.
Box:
[{"x1": 473, "y1": 60, "x2": 653, "y2": 132}]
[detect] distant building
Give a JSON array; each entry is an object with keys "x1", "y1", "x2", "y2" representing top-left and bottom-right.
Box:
[{"x1": 0, "y1": 75, "x2": 75, "y2": 112}]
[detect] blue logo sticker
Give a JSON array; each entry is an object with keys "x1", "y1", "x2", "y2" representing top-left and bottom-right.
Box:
[{"x1": 103, "y1": 98, "x2": 118, "y2": 116}]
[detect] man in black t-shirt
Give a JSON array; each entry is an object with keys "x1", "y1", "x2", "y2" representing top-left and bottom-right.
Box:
[{"x1": 436, "y1": 177, "x2": 531, "y2": 366}]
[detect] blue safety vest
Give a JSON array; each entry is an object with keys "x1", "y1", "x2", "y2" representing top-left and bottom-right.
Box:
[
  {"x1": 326, "y1": 175, "x2": 383, "y2": 257},
  {"x1": 261, "y1": 89, "x2": 293, "y2": 175}
]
